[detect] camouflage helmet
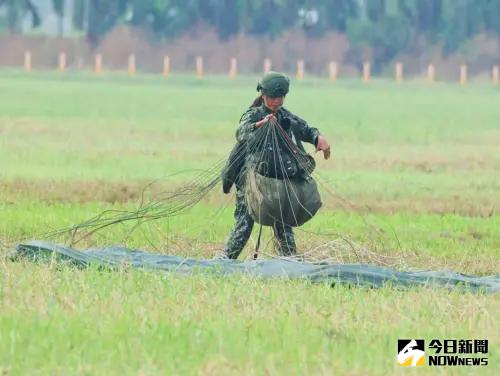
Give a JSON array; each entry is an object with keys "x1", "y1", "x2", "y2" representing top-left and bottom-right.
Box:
[{"x1": 257, "y1": 72, "x2": 290, "y2": 97}]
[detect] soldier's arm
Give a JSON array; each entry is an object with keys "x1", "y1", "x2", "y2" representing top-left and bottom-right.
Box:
[
  {"x1": 236, "y1": 108, "x2": 260, "y2": 142},
  {"x1": 288, "y1": 113, "x2": 320, "y2": 146}
]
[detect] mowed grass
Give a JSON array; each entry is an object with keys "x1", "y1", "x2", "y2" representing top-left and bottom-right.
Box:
[
  {"x1": 0, "y1": 71, "x2": 499, "y2": 374},
  {"x1": 1, "y1": 262, "x2": 498, "y2": 375}
]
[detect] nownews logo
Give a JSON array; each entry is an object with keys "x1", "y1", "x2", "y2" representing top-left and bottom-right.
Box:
[
  {"x1": 397, "y1": 339, "x2": 489, "y2": 367},
  {"x1": 398, "y1": 340, "x2": 425, "y2": 366}
]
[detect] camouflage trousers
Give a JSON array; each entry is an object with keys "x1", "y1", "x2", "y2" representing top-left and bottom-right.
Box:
[{"x1": 223, "y1": 189, "x2": 296, "y2": 259}]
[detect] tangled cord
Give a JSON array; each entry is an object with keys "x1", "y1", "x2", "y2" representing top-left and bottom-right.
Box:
[{"x1": 21, "y1": 117, "x2": 411, "y2": 269}]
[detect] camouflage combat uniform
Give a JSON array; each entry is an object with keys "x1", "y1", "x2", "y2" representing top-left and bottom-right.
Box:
[{"x1": 223, "y1": 103, "x2": 320, "y2": 259}]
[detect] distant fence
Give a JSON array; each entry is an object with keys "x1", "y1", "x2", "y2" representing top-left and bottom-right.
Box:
[{"x1": 19, "y1": 50, "x2": 500, "y2": 85}]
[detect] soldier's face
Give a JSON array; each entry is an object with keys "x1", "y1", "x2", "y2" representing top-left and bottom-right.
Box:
[{"x1": 263, "y1": 95, "x2": 284, "y2": 112}]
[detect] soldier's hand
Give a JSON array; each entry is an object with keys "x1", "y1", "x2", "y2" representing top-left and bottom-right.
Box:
[
  {"x1": 255, "y1": 113, "x2": 276, "y2": 128},
  {"x1": 316, "y1": 135, "x2": 331, "y2": 160}
]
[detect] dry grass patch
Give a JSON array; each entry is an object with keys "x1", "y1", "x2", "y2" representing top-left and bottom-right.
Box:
[{"x1": 2, "y1": 178, "x2": 498, "y2": 217}]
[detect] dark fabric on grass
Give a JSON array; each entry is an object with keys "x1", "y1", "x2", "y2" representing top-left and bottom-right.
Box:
[{"x1": 13, "y1": 241, "x2": 499, "y2": 293}]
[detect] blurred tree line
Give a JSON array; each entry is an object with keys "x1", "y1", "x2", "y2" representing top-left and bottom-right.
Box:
[{"x1": 1, "y1": 0, "x2": 499, "y2": 66}]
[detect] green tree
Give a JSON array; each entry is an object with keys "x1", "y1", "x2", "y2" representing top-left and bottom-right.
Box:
[
  {"x1": 3, "y1": 0, "x2": 496, "y2": 66},
  {"x1": 324, "y1": 0, "x2": 359, "y2": 32},
  {"x1": 398, "y1": 0, "x2": 442, "y2": 43},
  {"x1": 481, "y1": 0, "x2": 500, "y2": 36},
  {"x1": 52, "y1": 0, "x2": 65, "y2": 37},
  {"x1": 72, "y1": 0, "x2": 86, "y2": 31},
  {"x1": 0, "y1": 0, "x2": 40, "y2": 33},
  {"x1": 87, "y1": 0, "x2": 127, "y2": 45},
  {"x1": 207, "y1": 0, "x2": 242, "y2": 39},
  {"x1": 128, "y1": 0, "x2": 200, "y2": 38}
]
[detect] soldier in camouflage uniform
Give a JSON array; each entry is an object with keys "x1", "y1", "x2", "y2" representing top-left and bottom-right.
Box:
[{"x1": 221, "y1": 72, "x2": 331, "y2": 259}]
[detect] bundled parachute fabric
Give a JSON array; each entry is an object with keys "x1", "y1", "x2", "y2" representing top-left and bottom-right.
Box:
[
  {"x1": 221, "y1": 141, "x2": 246, "y2": 194},
  {"x1": 13, "y1": 241, "x2": 500, "y2": 293},
  {"x1": 241, "y1": 115, "x2": 322, "y2": 227},
  {"x1": 245, "y1": 168, "x2": 322, "y2": 227}
]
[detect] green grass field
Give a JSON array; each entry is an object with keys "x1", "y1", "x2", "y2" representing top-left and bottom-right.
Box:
[{"x1": 0, "y1": 71, "x2": 499, "y2": 374}]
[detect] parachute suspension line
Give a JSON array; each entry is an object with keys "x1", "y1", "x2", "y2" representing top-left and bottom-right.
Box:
[
  {"x1": 271, "y1": 119, "x2": 368, "y2": 224},
  {"x1": 38, "y1": 115, "x2": 275, "y2": 246},
  {"x1": 274, "y1": 144, "x2": 388, "y2": 251},
  {"x1": 271, "y1": 120, "x2": 400, "y2": 255},
  {"x1": 262, "y1": 117, "x2": 399, "y2": 260},
  {"x1": 271, "y1": 118, "x2": 320, "y2": 255},
  {"x1": 272, "y1": 119, "x2": 299, "y2": 225},
  {"x1": 270, "y1": 117, "x2": 315, "y2": 221},
  {"x1": 30, "y1": 109, "x2": 402, "y2": 264},
  {"x1": 253, "y1": 224, "x2": 263, "y2": 260},
  {"x1": 246, "y1": 120, "x2": 393, "y2": 261},
  {"x1": 268, "y1": 118, "x2": 291, "y2": 255},
  {"x1": 270, "y1": 119, "x2": 301, "y2": 254},
  {"x1": 276, "y1": 121, "x2": 314, "y2": 216}
]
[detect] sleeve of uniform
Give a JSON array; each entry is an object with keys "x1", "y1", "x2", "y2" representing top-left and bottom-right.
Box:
[
  {"x1": 289, "y1": 113, "x2": 320, "y2": 146},
  {"x1": 236, "y1": 108, "x2": 260, "y2": 142}
]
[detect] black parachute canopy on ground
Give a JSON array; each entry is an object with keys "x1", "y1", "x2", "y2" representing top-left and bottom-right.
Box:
[{"x1": 12, "y1": 241, "x2": 500, "y2": 293}]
